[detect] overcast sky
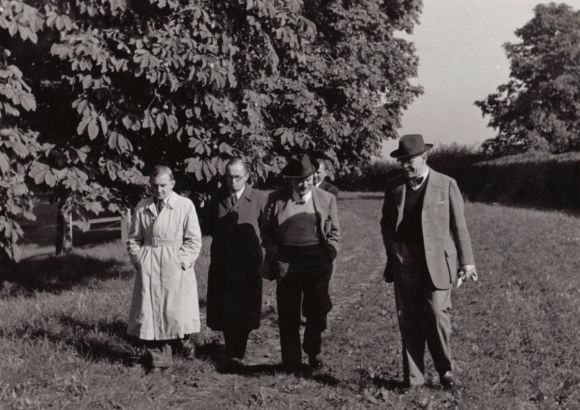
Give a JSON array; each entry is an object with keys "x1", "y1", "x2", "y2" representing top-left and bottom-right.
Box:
[{"x1": 386, "y1": 0, "x2": 580, "y2": 154}]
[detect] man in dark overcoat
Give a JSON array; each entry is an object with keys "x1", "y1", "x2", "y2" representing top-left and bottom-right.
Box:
[
  {"x1": 381, "y1": 134, "x2": 477, "y2": 390},
  {"x1": 206, "y1": 158, "x2": 268, "y2": 368},
  {"x1": 261, "y1": 154, "x2": 340, "y2": 373}
]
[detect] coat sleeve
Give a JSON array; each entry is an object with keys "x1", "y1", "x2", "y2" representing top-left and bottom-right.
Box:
[
  {"x1": 205, "y1": 196, "x2": 218, "y2": 238},
  {"x1": 179, "y1": 201, "x2": 203, "y2": 268},
  {"x1": 127, "y1": 206, "x2": 144, "y2": 268},
  {"x1": 329, "y1": 184, "x2": 340, "y2": 199},
  {"x1": 380, "y1": 186, "x2": 394, "y2": 252},
  {"x1": 449, "y1": 180, "x2": 475, "y2": 266},
  {"x1": 325, "y1": 194, "x2": 341, "y2": 259},
  {"x1": 260, "y1": 193, "x2": 278, "y2": 255},
  {"x1": 380, "y1": 185, "x2": 396, "y2": 282}
]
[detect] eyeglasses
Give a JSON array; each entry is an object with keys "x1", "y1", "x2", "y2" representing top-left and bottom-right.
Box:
[{"x1": 225, "y1": 174, "x2": 247, "y2": 182}]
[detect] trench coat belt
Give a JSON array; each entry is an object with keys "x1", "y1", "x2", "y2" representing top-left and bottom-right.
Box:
[{"x1": 143, "y1": 238, "x2": 183, "y2": 248}]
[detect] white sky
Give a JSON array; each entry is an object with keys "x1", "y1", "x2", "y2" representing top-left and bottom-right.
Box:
[{"x1": 384, "y1": 0, "x2": 580, "y2": 155}]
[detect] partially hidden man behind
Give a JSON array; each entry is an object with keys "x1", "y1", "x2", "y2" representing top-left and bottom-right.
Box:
[
  {"x1": 380, "y1": 134, "x2": 477, "y2": 390},
  {"x1": 261, "y1": 154, "x2": 340, "y2": 373},
  {"x1": 127, "y1": 165, "x2": 203, "y2": 371},
  {"x1": 206, "y1": 158, "x2": 268, "y2": 370},
  {"x1": 312, "y1": 157, "x2": 339, "y2": 198}
]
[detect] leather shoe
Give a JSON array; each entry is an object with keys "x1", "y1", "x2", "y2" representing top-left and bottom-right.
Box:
[
  {"x1": 440, "y1": 371, "x2": 460, "y2": 389},
  {"x1": 308, "y1": 355, "x2": 323, "y2": 369}
]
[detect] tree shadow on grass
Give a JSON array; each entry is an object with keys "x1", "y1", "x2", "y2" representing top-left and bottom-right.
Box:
[
  {"x1": 59, "y1": 316, "x2": 142, "y2": 365},
  {"x1": 357, "y1": 367, "x2": 406, "y2": 392},
  {"x1": 0, "y1": 253, "x2": 133, "y2": 297},
  {"x1": 197, "y1": 341, "x2": 341, "y2": 386},
  {"x1": 240, "y1": 363, "x2": 341, "y2": 386},
  {"x1": 5, "y1": 314, "x2": 142, "y2": 366}
]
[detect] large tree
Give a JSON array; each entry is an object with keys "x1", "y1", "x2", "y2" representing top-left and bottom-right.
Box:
[
  {"x1": 0, "y1": 0, "x2": 423, "y2": 259},
  {"x1": 476, "y1": 3, "x2": 580, "y2": 158}
]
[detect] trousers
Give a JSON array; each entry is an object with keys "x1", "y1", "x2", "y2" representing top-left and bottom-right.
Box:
[
  {"x1": 276, "y1": 245, "x2": 332, "y2": 369},
  {"x1": 143, "y1": 334, "x2": 197, "y2": 368},
  {"x1": 392, "y1": 242, "x2": 453, "y2": 386},
  {"x1": 224, "y1": 330, "x2": 251, "y2": 359}
]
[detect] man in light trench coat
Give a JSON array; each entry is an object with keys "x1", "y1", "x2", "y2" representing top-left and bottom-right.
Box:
[
  {"x1": 381, "y1": 134, "x2": 477, "y2": 390},
  {"x1": 127, "y1": 165, "x2": 203, "y2": 370}
]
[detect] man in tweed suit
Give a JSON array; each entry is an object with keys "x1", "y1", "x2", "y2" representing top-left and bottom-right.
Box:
[{"x1": 381, "y1": 134, "x2": 477, "y2": 389}]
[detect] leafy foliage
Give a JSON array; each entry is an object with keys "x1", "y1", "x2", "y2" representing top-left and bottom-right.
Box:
[
  {"x1": 476, "y1": 3, "x2": 580, "y2": 158},
  {"x1": 0, "y1": 0, "x2": 422, "y2": 258},
  {"x1": 0, "y1": 2, "x2": 46, "y2": 261}
]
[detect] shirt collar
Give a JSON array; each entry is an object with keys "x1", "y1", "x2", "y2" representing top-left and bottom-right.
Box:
[
  {"x1": 233, "y1": 185, "x2": 245, "y2": 200},
  {"x1": 292, "y1": 189, "x2": 312, "y2": 204}
]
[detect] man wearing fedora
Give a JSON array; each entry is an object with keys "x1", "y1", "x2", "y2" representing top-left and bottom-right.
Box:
[
  {"x1": 380, "y1": 134, "x2": 477, "y2": 389},
  {"x1": 261, "y1": 154, "x2": 341, "y2": 373}
]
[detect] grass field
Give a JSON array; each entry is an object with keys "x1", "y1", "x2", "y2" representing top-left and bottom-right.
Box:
[{"x1": 1, "y1": 193, "x2": 579, "y2": 409}]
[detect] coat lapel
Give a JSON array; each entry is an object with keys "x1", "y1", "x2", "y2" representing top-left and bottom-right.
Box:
[
  {"x1": 241, "y1": 186, "x2": 254, "y2": 205},
  {"x1": 394, "y1": 184, "x2": 406, "y2": 230},
  {"x1": 218, "y1": 188, "x2": 235, "y2": 213},
  {"x1": 422, "y1": 170, "x2": 443, "y2": 212},
  {"x1": 311, "y1": 187, "x2": 326, "y2": 234}
]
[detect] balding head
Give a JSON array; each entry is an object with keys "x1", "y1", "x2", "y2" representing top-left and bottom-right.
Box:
[
  {"x1": 150, "y1": 165, "x2": 175, "y2": 201},
  {"x1": 150, "y1": 165, "x2": 174, "y2": 181},
  {"x1": 227, "y1": 158, "x2": 248, "y2": 173}
]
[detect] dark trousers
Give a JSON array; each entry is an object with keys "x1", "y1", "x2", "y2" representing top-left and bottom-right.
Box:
[
  {"x1": 224, "y1": 330, "x2": 251, "y2": 359},
  {"x1": 276, "y1": 245, "x2": 332, "y2": 369},
  {"x1": 392, "y1": 242, "x2": 452, "y2": 386},
  {"x1": 143, "y1": 334, "x2": 197, "y2": 368}
]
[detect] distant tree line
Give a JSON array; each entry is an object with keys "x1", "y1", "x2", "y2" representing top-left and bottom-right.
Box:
[{"x1": 0, "y1": 0, "x2": 423, "y2": 261}]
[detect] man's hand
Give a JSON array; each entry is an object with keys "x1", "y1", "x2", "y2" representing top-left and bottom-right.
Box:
[{"x1": 457, "y1": 264, "x2": 478, "y2": 288}]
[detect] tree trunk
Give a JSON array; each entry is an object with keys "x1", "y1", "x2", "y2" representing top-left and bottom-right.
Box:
[{"x1": 55, "y1": 201, "x2": 72, "y2": 255}]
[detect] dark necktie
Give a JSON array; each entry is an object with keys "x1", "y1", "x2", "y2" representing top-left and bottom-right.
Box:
[
  {"x1": 157, "y1": 200, "x2": 165, "y2": 213},
  {"x1": 230, "y1": 193, "x2": 238, "y2": 208}
]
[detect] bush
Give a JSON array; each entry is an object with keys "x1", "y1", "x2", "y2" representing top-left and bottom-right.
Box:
[
  {"x1": 335, "y1": 143, "x2": 484, "y2": 192},
  {"x1": 335, "y1": 144, "x2": 580, "y2": 211},
  {"x1": 457, "y1": 152, "x2": 580, "y2": 209}
]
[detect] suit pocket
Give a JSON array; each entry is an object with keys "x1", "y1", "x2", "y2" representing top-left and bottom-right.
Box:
[
  {"x1": 135, "y1": 247, "x2": 148, "y2": 271},
  {"x1": 444, "y1": 248, "x2": 458, "y2": 283},
  {"x1": 324, "y1": 218, "x2": 332, "y2": 235}
]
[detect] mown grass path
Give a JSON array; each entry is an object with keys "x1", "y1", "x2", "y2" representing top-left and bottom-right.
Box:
[{"x1": 1, "y1": 195, "x2": 579, "y2": 409}]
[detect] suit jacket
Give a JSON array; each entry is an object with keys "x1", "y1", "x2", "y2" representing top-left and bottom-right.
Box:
[
  {"x1": 261, "y1": 186, "x2": 341, "y2": 278},
  {"x1": 380, "y1": 169, "x2": 475, "y2": 289},
  {"x1": 206, "y1": 185, "x2": 267, "y2": 331},
  {"x1": 318, "y1": 180, "x2": 340, "y2": 198}
]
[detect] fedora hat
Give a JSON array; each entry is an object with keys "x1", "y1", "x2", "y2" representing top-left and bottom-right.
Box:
[
  {"x1": 390, "y1": 134, "x2": 433, "y2": 159},
  {"x1": 281, "y1": 154, "x2": 317, "y2": 178}
]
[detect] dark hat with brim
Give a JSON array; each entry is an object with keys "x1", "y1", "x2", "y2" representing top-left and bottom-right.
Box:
[
  {"x1": 282, "y1": 154, "x2": 317, "y2": 179},
  {"x1": 390, "y1": 134, "x2": 433, "y2": 160}
]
